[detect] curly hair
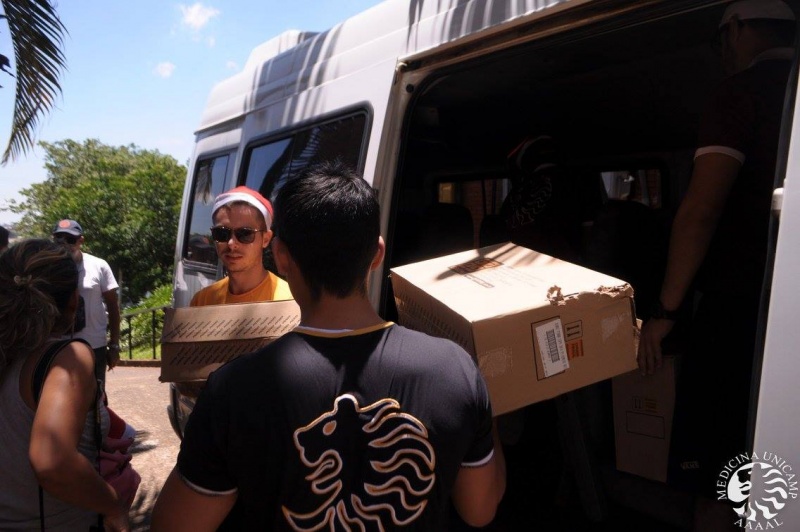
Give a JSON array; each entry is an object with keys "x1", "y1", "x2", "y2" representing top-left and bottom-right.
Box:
[{"x1": 0, "y1": 239, "x2": 78, "y2": 371}]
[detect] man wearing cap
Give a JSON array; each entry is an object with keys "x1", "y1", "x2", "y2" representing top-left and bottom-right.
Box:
[
  {"x1": 638, "y1": 0, "x2": 796, "y2": 524},
  {"x1": 52, "y1": 219, "x2": 121, "y2": 384},
  {"x1": 190, "y1": 186, "x2": 291, "y2": 306}
]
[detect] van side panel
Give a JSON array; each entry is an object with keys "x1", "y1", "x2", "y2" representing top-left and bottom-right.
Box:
[{"x1": 196, "y1": 0, "x2": 575, "y2": 133}]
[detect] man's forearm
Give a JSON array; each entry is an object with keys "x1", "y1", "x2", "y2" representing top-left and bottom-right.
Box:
[
  {"x1": 660, "y1": 203, "x2": 718, "y2": 310},
  {"x1": 660, "y1": 153, "x2": 741, "y2": 310},
  {"x1": 108, "y1": 306, "x2": 121, "y2": 344},
  {"x1": 104, "y1": 291, "x2": 121, "y2": 344}
]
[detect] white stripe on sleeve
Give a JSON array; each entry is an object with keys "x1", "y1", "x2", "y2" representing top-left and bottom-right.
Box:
[
  {"x1": 179, "y1": 472, "x2": 238, "y2": 497},
  {"x1": 461, "y1": 448, "x2": 494, "y2": 468},
  {"x1": 694, "y1": 146, "x2": 746, "y2": 164}
]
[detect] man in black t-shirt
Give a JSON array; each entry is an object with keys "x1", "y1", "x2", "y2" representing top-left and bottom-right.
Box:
[
  {"x1": 638, "y1": 0, "x2": 795, "y2": 527},
  {"x1": 152, "y1": 162, "x2": 506, "y2": 531}
]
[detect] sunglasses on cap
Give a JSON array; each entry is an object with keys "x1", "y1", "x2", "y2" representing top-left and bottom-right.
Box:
[
  {"x1": 210, "y1": 226, "x2": 267, "y2": 244},
  {"x1": 53, "y1": 234, "x2": 79, "y2": 245}
]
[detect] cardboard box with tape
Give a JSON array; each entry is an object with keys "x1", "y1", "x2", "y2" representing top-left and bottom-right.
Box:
[
  {"x1": 159, "y1": 299, "x2": 301, "y2": 383},
  {"x1": 390, "y1": 242, "x2": 639, "y2": 415}
]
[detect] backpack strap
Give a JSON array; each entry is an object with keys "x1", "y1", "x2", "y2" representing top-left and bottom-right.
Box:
[{"x1": 31, "y1": 339, "x2": 92, "y2": 404}]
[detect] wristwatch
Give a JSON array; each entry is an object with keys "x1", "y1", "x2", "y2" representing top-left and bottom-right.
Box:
[
  {"x1": 108, "y1": 343, "x2": 120, "y2": 351},
  {"x1": 651, "y1": 300, "x2": 681, "y2": 321}
]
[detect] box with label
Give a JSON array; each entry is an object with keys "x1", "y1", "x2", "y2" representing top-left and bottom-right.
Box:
[
  {"x1": 612, "y1": 356, "x2": 676, "y2": 483},
  {"x1": 390, "y1": 242, "x2": 639, "y2": 415},
  {"x1": 159, "y1": 299, "x2": 301, "y2": 383}
]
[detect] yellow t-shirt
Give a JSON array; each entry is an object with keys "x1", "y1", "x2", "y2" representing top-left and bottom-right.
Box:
[{"x1": 190, "y1": 271, "x2": 293, "y2": 306}]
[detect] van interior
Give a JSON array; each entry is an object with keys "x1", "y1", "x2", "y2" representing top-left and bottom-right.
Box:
[{"x1": 384, "y1": 2, "x2": 798, "y2": 530}]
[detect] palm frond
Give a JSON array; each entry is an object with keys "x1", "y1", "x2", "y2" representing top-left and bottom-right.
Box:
[{"x1": 1, "y1": 0, "x2": 67, "y2": 164}]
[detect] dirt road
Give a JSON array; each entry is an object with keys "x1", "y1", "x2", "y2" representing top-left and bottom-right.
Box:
[{"x1": 106, "y1": 366, "x2": 178, "y2": 531}]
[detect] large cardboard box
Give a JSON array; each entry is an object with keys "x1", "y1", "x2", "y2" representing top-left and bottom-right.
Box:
[
  {"x1": 612, "y1": 356, "x2": 676, "y2": 483},
  {"x1": 390, "y1": 242, "x2": 639, "y2": 415},
  {"x1": 160, "y1": 299, "x2": 301, "y2": 383}
]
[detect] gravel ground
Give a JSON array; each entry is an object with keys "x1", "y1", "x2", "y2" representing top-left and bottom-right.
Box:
[{"x1": 106, "y1": 366, "x2": 178, "y2": 531}]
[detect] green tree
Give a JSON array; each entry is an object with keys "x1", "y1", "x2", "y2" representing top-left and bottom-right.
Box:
[
  {"x1": 1, "y1": 0, "x2": 67, "y2": 163},
  {"x1": 9, "y1": 139, "x2": 186, "y2": 303}
]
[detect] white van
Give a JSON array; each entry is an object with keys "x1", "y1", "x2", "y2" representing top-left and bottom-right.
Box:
[{"x1": 170, "y1": 0, "x2": 800, "y2": 528}]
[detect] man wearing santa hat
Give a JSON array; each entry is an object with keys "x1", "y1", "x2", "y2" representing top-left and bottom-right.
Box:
[{"x1": 190, "y1": 186, "x2": 292, "y2": 306}]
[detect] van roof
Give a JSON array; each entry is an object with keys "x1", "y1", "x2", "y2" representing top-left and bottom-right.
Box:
[{"x1": 196, "y1": 0, "x2": 575, "y2": 133}]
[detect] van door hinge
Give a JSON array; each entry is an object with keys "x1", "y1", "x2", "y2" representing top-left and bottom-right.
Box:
[
  {"x1": 393, "y1": 61, "x2": 408, "y2": 85},
  {"x1": 772, "y1": 187, "x2": 784, "y2": 219}
]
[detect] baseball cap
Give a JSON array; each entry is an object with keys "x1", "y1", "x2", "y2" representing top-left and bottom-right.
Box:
[
  {"x1": 52, "y1": 219, "x2": 83, "y2": 236},
  {"x1": 212, "y1": 186, "x2": 274, "y2": 228},
  {"x1": 719, "y1": 0, "x2": 796, "y2": 29}
]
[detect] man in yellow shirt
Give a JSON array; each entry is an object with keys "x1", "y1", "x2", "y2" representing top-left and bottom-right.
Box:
[{"x1": 190, "y1": 186, "x2": 292, "y2": 306}]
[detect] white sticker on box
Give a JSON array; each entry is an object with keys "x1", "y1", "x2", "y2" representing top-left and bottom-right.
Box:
[{"x1": 535, "y1": 319, "x2": 569, "y2": 377}]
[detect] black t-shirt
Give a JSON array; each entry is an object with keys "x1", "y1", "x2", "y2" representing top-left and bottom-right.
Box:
[
  {"x1": 178, "y1": 323, "x2": 494, "y2": 531},
  {"x1": 694, "y1": 51, "x2": 792, "y2": 296}
]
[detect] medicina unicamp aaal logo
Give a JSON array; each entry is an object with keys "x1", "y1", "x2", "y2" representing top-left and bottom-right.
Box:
[{"x1": 717, "y1": 451, "x2": 798, "y2": 530}]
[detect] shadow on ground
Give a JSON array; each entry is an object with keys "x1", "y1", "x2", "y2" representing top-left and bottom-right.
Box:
[{"x1": 129, "y1": 483, "x2": 160, "y2": 532}]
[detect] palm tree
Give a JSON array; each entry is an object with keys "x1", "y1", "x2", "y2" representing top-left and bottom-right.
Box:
[{"x1": 0, "y1": 0, "x2": 66, "y2": 164}]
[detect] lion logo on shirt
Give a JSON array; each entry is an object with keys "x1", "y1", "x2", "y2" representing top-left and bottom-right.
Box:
[{"x1": 282, "y1": 394, "x2": 436, "y2": 531}]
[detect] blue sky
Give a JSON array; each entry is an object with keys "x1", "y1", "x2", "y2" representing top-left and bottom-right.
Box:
[{"x1": 0, "y1": 0, "x2": 382, "y2": 226}]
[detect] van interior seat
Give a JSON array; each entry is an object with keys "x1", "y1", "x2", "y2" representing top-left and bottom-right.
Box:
[
  {"x1": 391, "y1": 202, "x2": 475, "y2": 267},
  {"x1": 479, "y1": 213, "x2": 510, "y2": 247},
  {"x1": 582, "y1": 199, "x2": 671, "y2": 322}
]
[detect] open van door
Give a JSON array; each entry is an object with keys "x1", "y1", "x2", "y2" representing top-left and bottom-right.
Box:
[{"x1": 751, "y1": 59, "x2": 800, "y2": 528}]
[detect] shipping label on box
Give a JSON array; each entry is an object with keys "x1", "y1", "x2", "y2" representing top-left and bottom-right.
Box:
[
  {"x1": 160, "y1": 299, "x2": 301, "y2": 383},
  {"x1": 612, "y1": 356, "x2": 677, "y2": 483},
  {"x1": 391, "y1": 243, "x2": 639, "y2": 415}
]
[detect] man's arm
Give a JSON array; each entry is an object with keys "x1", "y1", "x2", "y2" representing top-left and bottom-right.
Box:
[
  {"x1": 151, "y1": 468, "x2": 236, "y2": 531},
  {"x1": 638, "y1": 153, "x2": 741, "y2": 374},
  {"x1": 451, "y1": 421, "x2": 506, "y2": 527},
  {"x1": 102, "y1": 288, "x2": 121, "y2": 368}
]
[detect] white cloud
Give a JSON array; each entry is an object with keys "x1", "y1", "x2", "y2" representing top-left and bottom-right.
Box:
[
  {"x1": 225, "y1": 60, "x2": 238, "y2": 70},
  {"x1": 206, "y1": 36, "x2": 216, "y2": 47},
  {"x1": 154, "y1": 62, "x2": 176, "y2": 78},
  {"x1": 179, "y1": 3, "x2": 220, "y2": 31}
]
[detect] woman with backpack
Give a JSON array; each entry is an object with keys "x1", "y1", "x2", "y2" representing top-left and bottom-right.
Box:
[{"x1": 0, "y1": 239, "x2": 129, "y2": 531}]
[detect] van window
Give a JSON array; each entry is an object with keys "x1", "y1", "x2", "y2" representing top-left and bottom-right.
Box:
[
  {"x1": 243, "y1": 113, "x2": 367, "y2": 201},
  {"x1": 601, "y1": 168, "x2": 663, "y2": 208},
  {"x1": 184, "y1": 154, "x2": 230, "y2": 266}
]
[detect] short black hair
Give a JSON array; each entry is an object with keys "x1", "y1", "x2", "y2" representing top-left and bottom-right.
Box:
[{"x1": 273, "y1": 161, "x2": 380, "y2": 300}]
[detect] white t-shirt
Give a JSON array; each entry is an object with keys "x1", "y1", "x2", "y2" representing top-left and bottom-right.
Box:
[{"x1": 71, "y1": 253, "x2": 119, "y2": 349}]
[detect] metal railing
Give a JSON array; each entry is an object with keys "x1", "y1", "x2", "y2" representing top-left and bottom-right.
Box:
[{"x1": 121, "y1": 304, "x2": 170, "y2": 360}]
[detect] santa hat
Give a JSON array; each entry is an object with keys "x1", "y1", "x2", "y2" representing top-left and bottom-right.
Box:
[
  {"x1": 213, "y1": 186, "x2": 274, "y2": 228},
  {"x1": 507, "y1": 135, "x2": 557, "y2": 173}
]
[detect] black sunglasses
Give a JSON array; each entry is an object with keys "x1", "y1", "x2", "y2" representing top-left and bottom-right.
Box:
[
  {"x1": 53, "y1": 234, "x2": 79, "y2": 245},
  {"x1": 210, "y1": 226, "x2": 266, "y2": 244}
]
